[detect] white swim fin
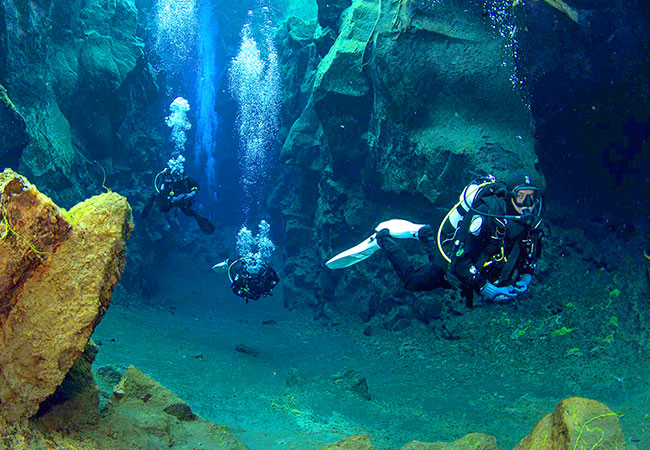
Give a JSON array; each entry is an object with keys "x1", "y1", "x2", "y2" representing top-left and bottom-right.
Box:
[
  {"x1": 212, "y1": 260, "x2": 229, "y2": 273},
  {"x1": 325, "y1": 219, "x2": 426, "y2": 270},
  {"x1": 374, "y1": 219, "x2": 425, "y2": 239},
  {"x1": 325, "y1": 234, "x2": 380, "y2": 269}
]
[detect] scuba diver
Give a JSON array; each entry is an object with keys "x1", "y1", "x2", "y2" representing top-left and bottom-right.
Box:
[
  {"x1": 212, "y1": 220, "x2": 280, "y2": 302},
  {"x1": 142, "y1": 155, "x2": 215, "y2": 234},
  {"x1": 212, "y1": 257, "x2": 279, "y2": 303},
  {"x1": 326, "y1": 170, "x2": 544, "y2": 307}
]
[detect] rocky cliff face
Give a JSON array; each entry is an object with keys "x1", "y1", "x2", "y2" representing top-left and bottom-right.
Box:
[
  {"x1": 0, "y1": 0, "x2": 161, "y2": 208},
  {"x1": 0, "y1": 169, "x2": 133, "y2": 423},
  {"x1": 272, "y1": 0, "x2": 540, "y2": 319}
]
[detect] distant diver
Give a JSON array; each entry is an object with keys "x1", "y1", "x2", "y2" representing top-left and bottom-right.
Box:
[
  {"x1": 212, "y1": 221, "x2": 279, "y2": 302},
  {"x1": 326, "y1": 170, "x2": 544, "y2": 307},
  {"x1": 142, "y1": 155, "x2": 215, "y2": 235},
  {"x1": 212, "y1": 258, "x2": 279, "y2": 303}
]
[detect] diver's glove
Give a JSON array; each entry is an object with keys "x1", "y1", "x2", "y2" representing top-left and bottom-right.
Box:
[
  {"x1": 514, "y1": 273, "x2": 533, "y2": 293},
  {"x1": 171, "y1": 191, "x2": 196, "y2": 205},
  {"x1": 481, "y1": 282, "x2": 518, "y2": 302}
]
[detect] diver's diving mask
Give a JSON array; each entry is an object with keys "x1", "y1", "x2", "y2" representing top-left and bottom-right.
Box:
[{"x1": 513, "y1": 188, "x2": 540, "y2": 208}]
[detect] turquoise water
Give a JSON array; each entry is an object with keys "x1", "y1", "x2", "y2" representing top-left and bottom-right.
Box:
[{"x1": 1, "y1": 0, "x2": 649, "y2": 448}]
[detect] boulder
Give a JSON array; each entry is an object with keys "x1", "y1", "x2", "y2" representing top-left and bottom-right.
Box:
[
  {"x1": 0, "y1": 365, "x2": 253, "y2": 450},
  {"x1": 99, "y1": 367, "x2": 251, "y2": 450},
  {"x1": 399, "y1": 433, "x2": 499, "y2": 450},
  {"x1": 320, "y1": 433, "x2": 374, "y2": 450},
  {"x1": 329, "y1": 369, "x2": 371, "y2": 401},
  {"x1": 0, "y1": 169, "x2": 133, "y2": 422},
  {"x1": 112, "y1": 367, "x2": 197, "y2": 421},
  {"x1": 512, "y1": 397, "x2": 627, "y2": 450}
]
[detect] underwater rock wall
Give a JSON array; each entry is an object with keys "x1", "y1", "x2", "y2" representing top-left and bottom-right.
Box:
[
  {"x1": 0, "y1": 0, "x2": 156, "y2": 207},
  {"x1": 0, "y1": 84, "x2": 29, "y2": 168},
  {"x1": 0, "y1": 0, "x2": 174, "y2": 297},
  {"x1": 273, "y1": 0, "x2": 540, "y2": 318},
  {"x1": 0, "y1": 169, "x2": 132, "y2": 423}
]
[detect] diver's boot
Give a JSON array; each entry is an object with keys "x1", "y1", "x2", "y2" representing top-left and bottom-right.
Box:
[{"x1": 376, "y1": 229, "x2": 418, "y2": 285}]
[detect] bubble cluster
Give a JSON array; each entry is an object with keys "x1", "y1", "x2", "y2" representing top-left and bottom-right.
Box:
[
  {"x1": 165, "y1": 97, "x2": 192, "y2": 155},
  {"x1": 483, "y1": 0, "x2": 531, "y2": 107},
  {"x1": 236, "y1": 220, "x2": 276, "y2": 274},
  {"x1": 154, "y1": 0, "x2": 198, "y2": 67},
  {"x1": 229, "y1": 9, "x2": 281, "y2": 215},
  {"x1": 166, "y1": 154, "x2": 186, "y2": 177}
]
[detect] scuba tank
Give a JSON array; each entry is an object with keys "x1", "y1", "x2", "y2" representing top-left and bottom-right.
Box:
[
  {"x1": 448, "y1": 183, "x2": 484, "y2": 229},
  {"x1": 437, "y1": 176, "x2": 496, "y2": 263}
]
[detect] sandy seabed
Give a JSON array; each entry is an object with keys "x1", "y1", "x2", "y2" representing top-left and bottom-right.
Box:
[{"x1": 92, "y1": 259, "x2": 649, "y2": 450}]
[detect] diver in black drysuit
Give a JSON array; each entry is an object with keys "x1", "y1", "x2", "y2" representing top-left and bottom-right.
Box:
[
  {"x1": 376, "y1": 225, "x2": 451, "y2": 291},
  {"x1": 215, "y1": 258, "x2": 279, "y2": 303},
  {"x1": 376, "y1": 170, "x2": 544, "y2": 307},
  {"x1": 142, "y1": 168, "x2": 215, "y2": 235}
]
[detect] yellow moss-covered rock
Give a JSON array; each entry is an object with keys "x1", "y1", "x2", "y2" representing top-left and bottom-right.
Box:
[
  {"x1": 94, "y1": 366, "x2": 251, "y2": 450},
  {"x1": 399, "y1": 433, "x2": 499, "y2": 450},
  {"x1": 0, "y1": 365, "x2": 253, "y2": 450},
  {"x1": 512, "y1": 397, "x2": 627, "y2": 450},
  {"x1": 0, "y1": 170, "x2": 72, "y2": 309},
  {"x1": 320, "y1": 434, "x2": 374, "y2": 450},
  {"x1": 0, "y1": 168, "x2": 132, "y2": 423},
  {"x1": 112, "y1": 366, "x2": 196, "y2": 421}
]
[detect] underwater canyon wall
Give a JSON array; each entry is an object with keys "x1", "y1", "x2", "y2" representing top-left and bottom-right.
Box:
[{"x1": 272, "y1": 0, "x2": 540, "y2": 321}]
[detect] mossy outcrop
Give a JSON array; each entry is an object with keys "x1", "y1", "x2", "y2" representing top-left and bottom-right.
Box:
[
  {"x1": 319, "y1": 433, "x2": 374, "y2": 450},
  {"x1": 0, "y1": 365, "x2": 252, "y2": 450},
  {"x1": 512, "y1": 397, "x2": 627, "y2": 450},
  {"x1": 0, "y1": 169, "x2": 133, "y2": 423},
  {"x1": 399, "y1": 433, "x2": 499, "y2": 450}
]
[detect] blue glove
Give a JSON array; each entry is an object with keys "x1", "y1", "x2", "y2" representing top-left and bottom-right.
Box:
[
  {"x1": 514, "y1": 273, "x2": 533, "y2": 293},
  {"x1": 481, "y1": 282, "x2": 518, "y2": 302}
]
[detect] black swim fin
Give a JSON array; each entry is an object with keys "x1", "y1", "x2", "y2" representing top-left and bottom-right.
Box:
[
  {"x1": 193, "y1": 212, "x2": 215, "y2": 235},
  {"x1": 141, "y1": 195, "x2": 155, "y2": 219}
]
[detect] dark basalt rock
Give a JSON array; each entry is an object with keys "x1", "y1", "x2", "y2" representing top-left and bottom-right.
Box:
[
  {"x1": 317, "y1": 0, "x2": 353, "y2": 32},
  {"x1": 0, "y1": 85, "x2": 29, "y2": 168}
]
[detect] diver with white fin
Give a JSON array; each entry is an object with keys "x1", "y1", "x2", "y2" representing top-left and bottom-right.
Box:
[
  {"x1": 212, "y1": 221, "x2": 279, "y2": 303},
  {"x1": 326, "y1": 171, "x2": 545, "y2": 307}
]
